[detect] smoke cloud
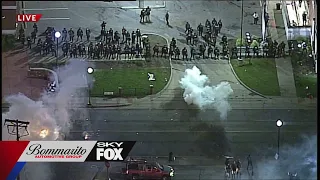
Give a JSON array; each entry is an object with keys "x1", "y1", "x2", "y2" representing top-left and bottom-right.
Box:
[
  {"x1": 256, "y1": 135, "x2": 317, "y2": 180},
  {"x1": 2, "y1": 59, "x2": 93, "y2": 180},
  {"x1": 179, "y1": 66, "x2": 233, "y2": 119}
]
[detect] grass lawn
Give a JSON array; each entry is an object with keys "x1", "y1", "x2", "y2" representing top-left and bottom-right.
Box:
[
  {"x1": 294, "y1": 75, "x2": 317, "y2": 98},
  {"x1": 91, "y1": 67, "x2": 170, "y2": 97},
  {"x1": 230, "y1": 58, "x2": 281, "y2": 96}
]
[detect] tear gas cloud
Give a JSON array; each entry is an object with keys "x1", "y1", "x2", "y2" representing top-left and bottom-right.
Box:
[
  {"x1": 256, "y1": 135, "x2": 317, "y2": 179},
  {"x1": 2, "y1": 59, "x2": 93, "y2": 180},
  {"x1": 2, "y1": 59, "x2": 93, "y2": 141},
  {"x1": 179, "y1": 66, "x2": 233, "y2": 119}
]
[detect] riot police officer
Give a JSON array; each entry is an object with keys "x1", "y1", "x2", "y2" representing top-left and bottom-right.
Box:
[
  {"x1": 222, "y1": 35, "x2": 228, "y2": 45},
  {"x1": 186, "y1": 33, "x2": 192, "y2": 45},
  {"x1": 88, "y1": 42, "x2": 94, "y2": 58},
  {"x1": 27, "y1": 36, "x2": 32, "y2": 49},
  {"x1": 72, "y1": 43, "x2": 78, "y2": 58},
  {"x1": 207, "y1": 45, "x2": 213, "y2": 58},
  {"x1": 185, "y1": 22, "x2": 191, "y2": 34},
  {"x1": 190, "y1": 47, "x2": 196, "y2": 60},
  {"x1": 171, "y1": 38, "x2": 176, "y2": 48},
  {"x1": 77, "y1": 28, "x2": 83, "y2": 41},
  {"x1": 131, "y1": 31, "x2": 136, "y2": 45},
  {"x1": 197, "y1": 23, "x2": 204, "y2": 37},
  {"x1": 218, "y1": 19, "x2": 223, "y2": 33},
  {"x1": 86, "y1": 28, "x2": 91, "y2": 42},
  {"x1": 169, "y1": 46, "x2": 174, "y2": 59},
  {"x1": 101, "y1": 21, "x2": 106, "y2": 30},
  {"x1": 21, "y1": 33, "x2": 26, "y2": 45},
  {"x1": 212, "y1": 18, "x2": 217, "y2": 26},
  {"x1": 125, "y1": 31, "x2": 131, "y2": 45},
  {"x1": 116, "y1": 45, "x2": 122, "y2": 60},
  {"x1": 135, "y1": 43, "x2": 141, "y2": 57},
  {"x1": 114, "y1": 31, "x2": 120, "y2": 45},
  {"x1": 122, "y1": 27, "x2": 127, "y2": 42},
  {"x1": 199, "y1": 44, "x2": 205, "y2": 59},
  {"x1": 161, "y1": 46, "x2": 168, "y2": 58},
  {"x1": 153, "y1": 44, "x2": 159, "y2": 57},
  {"x1": 231, "y1": 47, "x2": 238, "y2": 59},
  {"x1": 124, "y1": 44, "x2": 130, "y2": 59},
  {"x1": 68, "y1": 28, "x2": 75, "y2": 42},
  {"x1": 33, "y1": 23, "x2": 38, "y2": 34},
  {"x1": 214, "y1": 47, "x2": 220, "y2": 59},
  {"x1": 62, "y1": 28, "x2": 68, "y2": 42},
  {"x1": 245, "y1": 46, "x2": 251, "y2": 57},
  {"x1": 174, "y1": 47, "x2": 180, "y2": 60},
  {"x1": 192, "y1": 33, "x2": 198, "y2": 45},
  {"x1": 222, "y1": 44, "x2": 228, "y2": 57},
  {"x1": 62, "y1": 43, "x2": 68, "y2": 57},
  {"x1": 182, "y1": 47, "x2": 188, "y2": 60},
  {"x1": 136, "y1": 29, "x2": 141, "y2": 44},
  {"x1": 31, "y1": 31, "x2": 36, "y2": 43},
  {"x1": 109, "y1": 28, "x2": 114, "y2": 41},
  {"x1": 130, "y1": 45, "x2": 136, "y2": 59}
]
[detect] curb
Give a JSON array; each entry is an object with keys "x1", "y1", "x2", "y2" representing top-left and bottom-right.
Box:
[
  {"x1": 228, "y1": 58, "x2": 269, "y2": 99},
  {"x1": 121, "y1": 2, "x2": 166, "y2": 9},
  {"x1": 140, "y1": 33, "x2": 173, "y2": 100},
  {"x1": 88, "y1": 103, "x2": 132, "y2": 108}
]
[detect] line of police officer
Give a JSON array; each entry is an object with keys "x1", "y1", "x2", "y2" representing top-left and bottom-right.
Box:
[
  {"x1": 229, "y1": 39, "x2": 286, "y2": 59},
  {"x1": 158, "y1": 18, "x2": 227, "y2": 61}
]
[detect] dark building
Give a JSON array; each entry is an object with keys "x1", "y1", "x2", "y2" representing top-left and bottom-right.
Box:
[{"x1": 2, "y1": 1, "x2": 17, "y2": 35}]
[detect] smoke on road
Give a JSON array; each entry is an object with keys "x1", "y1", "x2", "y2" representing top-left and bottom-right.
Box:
[
  {"x1": 179, "y1": 66, "x2": 233, "y2": 119},
  {"x1": 256, "y1": 135, "x2": 317, "y2": 180},
  {"x1": 2, "y1": 59, "x2": 94, "y2": 180}
]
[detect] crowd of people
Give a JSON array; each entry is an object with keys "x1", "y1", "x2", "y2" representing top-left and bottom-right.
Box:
[
  {"x1": 18, "y1": 22, "x2": 160, "y2": 60},
  {"x1": 164, "y1": 18, "x2": 229, "y2": 61},
  {"x1": 229, "y1": 39, "x2": 287, "y2": 59}
]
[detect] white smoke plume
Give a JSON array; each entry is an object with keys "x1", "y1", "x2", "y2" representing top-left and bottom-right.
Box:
[
  {"x1": 2, "y1": 59, "x2": 94, "y2": 180},
  {"x1": 179, "y1": 66, "x2": 233, "y2": 119},
  {"x1": 256, "y1": 135, "x2": 317, "y2": 180}
]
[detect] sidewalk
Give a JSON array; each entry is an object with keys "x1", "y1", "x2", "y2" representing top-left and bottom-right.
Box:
[{"x1": 266, "y1": 1, "x2": 297, "y2": 97}]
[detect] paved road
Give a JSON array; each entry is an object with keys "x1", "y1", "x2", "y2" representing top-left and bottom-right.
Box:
[
  {"x1": 82, "y1": 108, "x2": 316, "y2": 180},
  {"x1": 17, "y1": 1, "x2": 317, "y2": 180}
]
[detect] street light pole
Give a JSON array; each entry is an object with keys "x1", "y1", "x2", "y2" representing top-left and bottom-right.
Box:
[
  {"x1": 54, "y1": 31, "x2": 61, "y2": 69},
  {"x1": 276, "y1": 119, "x2": 283, "y2": 159},
  {"x1": 4, "y1": 119, "x2": 30, "y2": 180},
  {"x1": 87, "y1": 67, "x2": 94, "y2": 106},
  {"x1": 239, "y1": 0, "x2": 244, "y2": 60}
]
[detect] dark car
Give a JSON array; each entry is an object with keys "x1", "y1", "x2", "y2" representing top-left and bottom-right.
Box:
[{"x1": 122, "y1": 159, "x2": 174, "y2": 180}]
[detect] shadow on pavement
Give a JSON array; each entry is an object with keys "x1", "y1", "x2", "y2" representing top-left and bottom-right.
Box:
[{"x1": 190, "y1": 122, "x2": 231, "y2": 159}]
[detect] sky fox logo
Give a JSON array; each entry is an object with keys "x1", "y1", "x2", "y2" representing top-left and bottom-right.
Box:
[{"x1": 96, "y1": 142, "x2": 124, "y2": 161}]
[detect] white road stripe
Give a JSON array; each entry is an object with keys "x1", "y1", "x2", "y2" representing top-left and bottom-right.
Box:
[
  {"x1": 69, "y1": 130, "x2": 299, "y2": 133},
  {"x1": 34, "y1": 57, "x2": 54, "y2": 63},
  {"x1": 22, "y1": 8, "x2": 68, "y2": 11},
  {"x1": 40, "y1": 18, "x2": 70, "y2": 20}
]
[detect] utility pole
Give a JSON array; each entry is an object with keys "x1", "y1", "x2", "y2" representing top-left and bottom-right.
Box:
[
  {"x1": 239, "y1": 0, "x2": 244, "y2": 60},
  {"x1": 4, "y1": 119, "x2": 30, "y2": 180}
]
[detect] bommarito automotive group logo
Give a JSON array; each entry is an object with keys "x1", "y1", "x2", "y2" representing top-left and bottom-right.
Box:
[
  {"x1": 26, "y1": 143, "x2": 87, "y2": 159},
  {"x1": 17, "y1": 141, "x2": 136, "y2": 162}
]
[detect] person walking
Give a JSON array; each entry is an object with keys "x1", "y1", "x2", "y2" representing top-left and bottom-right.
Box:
[
  {"x1": 247, "y1": 154, "x2": 253, "y2": 176},
  {"x1": 165, "y1": 11, "x2": 170, "y2": 26},
  {"x1": 253, "y1": 12, "x2": 259, "y2": 25}
]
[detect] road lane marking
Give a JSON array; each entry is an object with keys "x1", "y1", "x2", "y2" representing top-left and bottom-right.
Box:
[
  {"x1": 40, "y1": 18, "x2": 70, "y2": 20},
  {"x1": 22, "y1": 8, "x2": 68, "y2": 11},
  {"x1": 68, "y1": 130, "x2": 303, "y2": 133}
]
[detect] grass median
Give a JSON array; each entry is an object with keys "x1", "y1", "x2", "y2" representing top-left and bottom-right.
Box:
[
  {"x1": 230, "y1": 58, "x2": 281, "y2": 96},
  {"x1": 91, "y1": 34, "x2": 171, "y2": 98},
  {"x1": 91, "y1": 68, "x2": 170, "y2": 97}
]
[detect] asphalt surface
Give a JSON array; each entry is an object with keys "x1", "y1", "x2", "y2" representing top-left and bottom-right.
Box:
[
  {"x1": 51, "y1": 108, "x2": 316, "y2": 180},
  {"x1": 16, "y1": 1, "x2": 317, "y2": 180}
]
